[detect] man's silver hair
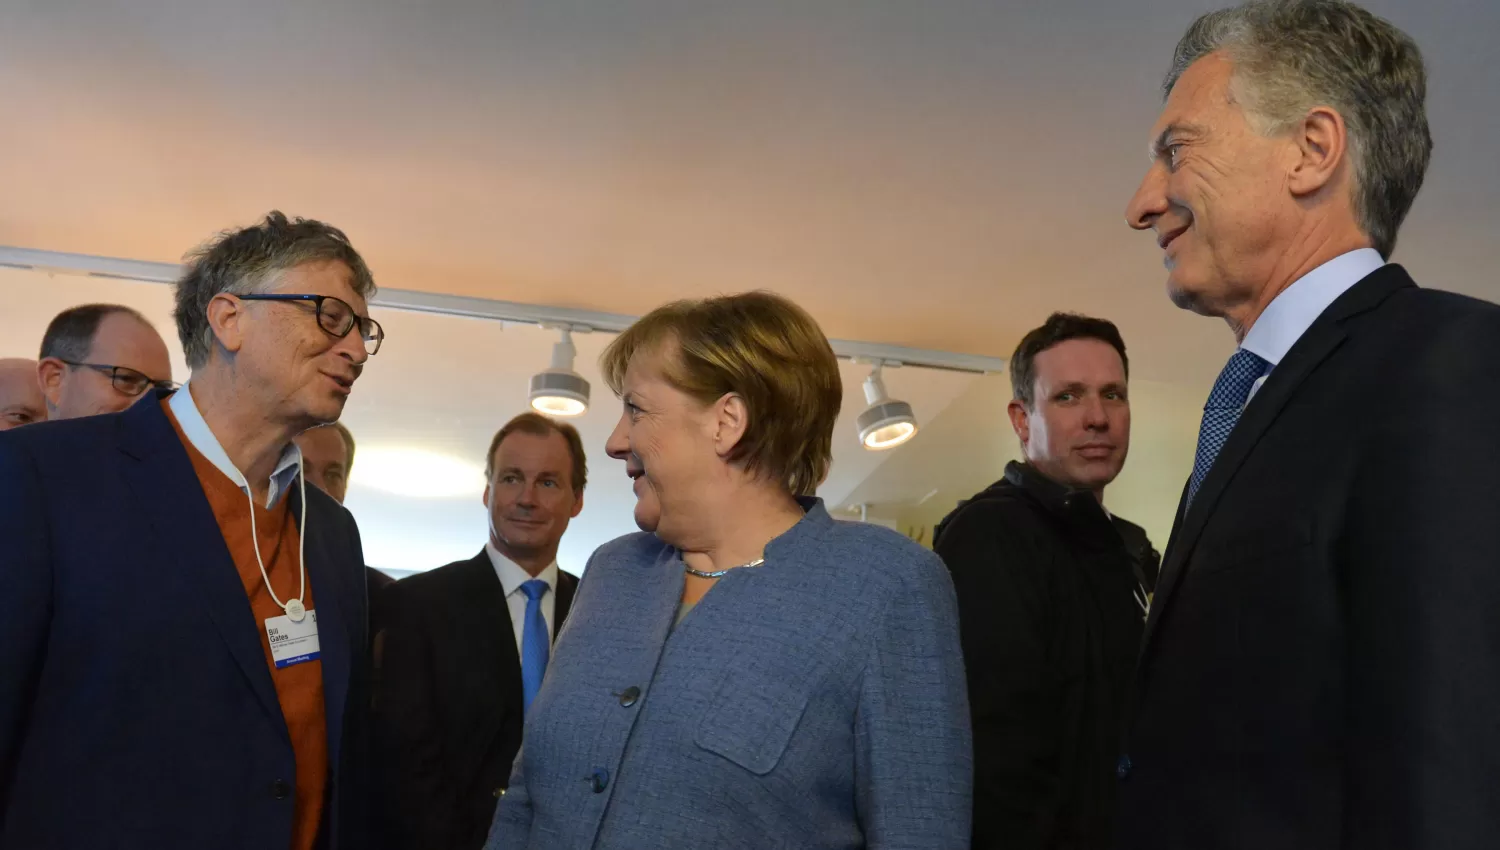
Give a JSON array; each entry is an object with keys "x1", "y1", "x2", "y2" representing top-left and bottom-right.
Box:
[{"x1": 1165, "y1": 0, "x2": 1431, "y2": 259}]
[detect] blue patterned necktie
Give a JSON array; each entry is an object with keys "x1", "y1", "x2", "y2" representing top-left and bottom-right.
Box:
[
  {"x1": 519, "y1": 579, "x2": 551, "y2": 713},
  {"x1": 1187, "y1": 349, "x2": 1271, "y2": 505}
]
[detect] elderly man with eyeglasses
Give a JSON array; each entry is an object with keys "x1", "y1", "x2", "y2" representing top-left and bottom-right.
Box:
[
  {"x1": 37, "y1": 303, "x2": 177, "y2": 419},
  {"x1": 0, "y1": 211, "x2": 384, "y2": 850}
]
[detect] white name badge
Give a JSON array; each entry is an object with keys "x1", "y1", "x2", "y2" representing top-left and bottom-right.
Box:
[{"x1": 265, "y1": 610, "x2": 321, "y2": 669}]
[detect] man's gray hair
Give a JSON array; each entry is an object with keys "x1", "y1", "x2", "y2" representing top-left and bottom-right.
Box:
[
  {"x1": 1164, "y1": 0, "x2": 1430, "y2": 259},
  {"x1": 174, "y1": 211, "x2": 377, "y2": 369}
]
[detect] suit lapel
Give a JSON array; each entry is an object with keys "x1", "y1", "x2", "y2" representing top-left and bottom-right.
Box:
[
  {"x1": 1142, "y1": 266, "x2": 1415, "y2": 656},
  {"x1": 555, "y1": 570, "x2": 578, "y2": 634},
  {"x1": 459, "y1": 551, "x2": 521, "y2": 702},
  {"x1": 117, "y1": 397, "x2": 288, "y2": 739},
  {"x1": 301, "y1": 488, "x2": 353, "y2": 772}
]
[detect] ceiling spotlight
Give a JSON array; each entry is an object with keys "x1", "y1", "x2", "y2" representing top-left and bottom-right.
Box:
[
  {"x1": 530, "y1": 328, "x2": 590, "y2": 417},
  {"x1": 857, "y1": 363, "x2": 918, "y2": 450}
]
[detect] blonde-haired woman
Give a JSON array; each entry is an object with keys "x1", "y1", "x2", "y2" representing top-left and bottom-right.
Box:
[{"x1": 487, "y1": 291, "x2": 971, "y2": 850}]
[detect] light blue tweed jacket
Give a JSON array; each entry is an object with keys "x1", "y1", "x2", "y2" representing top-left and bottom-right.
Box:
[{"x1": 484, "y1": 498, "x2": 972, "y2": 850}]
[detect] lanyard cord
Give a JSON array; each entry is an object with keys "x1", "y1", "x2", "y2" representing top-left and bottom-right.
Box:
[{"x1": 242, "y1": 455, "x2": 307, "y2": 617}]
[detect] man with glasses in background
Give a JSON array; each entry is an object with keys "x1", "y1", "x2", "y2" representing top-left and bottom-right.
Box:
[
  {"x1": 0, "y1": 212, "x2": 384, "y2": 850},
  {"x1": 37, "y1": 303, "x2": 177, "y2": 419}
]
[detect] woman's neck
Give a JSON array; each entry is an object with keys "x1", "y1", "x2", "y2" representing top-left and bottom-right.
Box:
[{"x1": 678, "y1": 482, "x2": 805, "y2": 575}]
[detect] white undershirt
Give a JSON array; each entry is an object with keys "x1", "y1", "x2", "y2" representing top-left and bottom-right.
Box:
[{"x1": 485, "y1": 541, "x2": 559, "y2": 654}]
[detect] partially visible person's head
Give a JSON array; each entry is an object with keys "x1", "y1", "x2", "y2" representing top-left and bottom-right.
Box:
[
  {"x1": 0, "y1": 358, "x2": 46, "y2": 431},
  {"x1": 294, "y1": 422, "x2": 356, "y2": 504},
  {"x1": 174, "y1": 211, "x2": 381, "y2": 431},
  {"x1": 1125, "y1": 0, "x2": 1429, "y2": 323},
  {"x1": 1008, "y1": 313, "x2": 1131, "y2": 494},
  {"x1": 37, "y1": 304, "x2": 175, "y2": 420},
  {"x1": 483, "y1": 412, "x2": 587, "y2": 565},
  {"x1": 601, "y1": 291, "x2": 842, "y2": 545}
]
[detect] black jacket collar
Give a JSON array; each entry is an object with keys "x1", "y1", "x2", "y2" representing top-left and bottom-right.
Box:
[{"x1": 1004, "y1": 461, "x2": 1158, "y2": 580}]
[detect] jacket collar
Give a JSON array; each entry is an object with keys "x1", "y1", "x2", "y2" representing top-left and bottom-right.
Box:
[{"x1": 1141, "y1": 263, "x2": 1415, "y2": 656}]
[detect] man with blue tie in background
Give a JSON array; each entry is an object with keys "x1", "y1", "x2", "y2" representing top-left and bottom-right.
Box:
[
  {"x1": 376, "y1": 412, "x2": 584, "y2": 850},
  {"x1": 1118, "y1": 2, "x2": 1500, "y2": 848}
]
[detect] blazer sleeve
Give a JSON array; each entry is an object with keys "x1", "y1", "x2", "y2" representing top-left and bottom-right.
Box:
[
  {"x1": 0, "y1": 438, "x2": 52, "y2": 812},
  {"x1": 853, "y1": 548, "x2": 973, "y2": 849},
  {"x1": 374, "y1": 583, "x2": 463, "y2": 849},
  {"x1": 1343, "y1": 307, "x2": 1500, "y2": 849},
  {"x1": 934, "y1": 504, "x2": 1061, "y2": 850}
]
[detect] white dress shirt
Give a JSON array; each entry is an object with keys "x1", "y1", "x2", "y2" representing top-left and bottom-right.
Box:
[
  {"x1": 486, "y1": 541, "x2": 559, "y2": 654},
  {"x1": 169, "y1": 383, "x2": 302, "y2": 508},
  {"x1": 1239, "y1": 248, "x2": 1385, "y2": 405}
]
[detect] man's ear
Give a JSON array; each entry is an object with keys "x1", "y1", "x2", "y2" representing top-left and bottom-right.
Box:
[
  {"x1": 1007, "y1": 398, "x2": 1032, "y2": 448},
  {"x1": 37, "y1": 358, "x2": 66, "y2": 412},
  {"x1": 205, "y1": 293, "x2": 248, "y2": 358},
  {"x1": 1287, "y1": 105, "x2": 1349, "y2": 199}
]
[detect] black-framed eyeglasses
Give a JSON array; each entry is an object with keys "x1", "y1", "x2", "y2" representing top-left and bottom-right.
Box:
[
  {"x1": 61, "y1": 361, "x2": 181, "y2": 397},
  {"x1": 239, "y1": 293, "x2": 385, "y2": 355}
]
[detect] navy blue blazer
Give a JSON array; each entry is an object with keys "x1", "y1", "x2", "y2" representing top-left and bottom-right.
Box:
[
  {"x1": 0, "y1": 393, "x2": 370, "y2": 849},
  {"x1": 487, "y1": 499, "x2": 973, "y2": 850}
]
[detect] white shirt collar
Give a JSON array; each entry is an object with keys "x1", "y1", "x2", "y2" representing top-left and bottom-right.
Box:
[
  {"x1": 169, "y1": 382, "x2": 303, "y2": 509},
  {"x1": 1240, "y1": 248, "x2": 1384, "y2": 368},
  {"x1": 485, "y1": 540, "x2": 559, "y2": 597}
]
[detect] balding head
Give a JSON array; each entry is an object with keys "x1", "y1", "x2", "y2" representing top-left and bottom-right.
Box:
[
  {"x1": 38, "y1": 304, "x2": 175, "y2": 420},
  {"x1": 0, "y1": 358, "x2": 46, "y2": 431}
]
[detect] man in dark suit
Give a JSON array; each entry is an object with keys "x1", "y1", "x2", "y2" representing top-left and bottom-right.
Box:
[
  {"x1": 0, "y1": 211, "x2": 384, "y2": 849},
  {"x1": 377, "y1": 411, "x2": 585, "y2": 850},
  {"x1": 1118, "y1": 2, "x2": 1500, "y2": 849}
]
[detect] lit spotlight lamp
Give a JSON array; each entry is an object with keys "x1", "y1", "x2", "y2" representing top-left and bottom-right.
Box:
[
  {"x1": 857, "y1": 363, "x2": 918, "y2": 450},
  {"x1": 530, "y1": 328, "x2": 591, "y2": 417}
]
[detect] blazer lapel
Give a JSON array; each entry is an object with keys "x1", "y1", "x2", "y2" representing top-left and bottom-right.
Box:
[
  {"x1": 117, "y1": 397, "x2": 288, "y2": 739},
  {"x1": 301, "y1": 489, "x2": 353, "y2": 772},
  {"x1": 1141, "y1": 266, "x2": 1415, "y2": 656}
]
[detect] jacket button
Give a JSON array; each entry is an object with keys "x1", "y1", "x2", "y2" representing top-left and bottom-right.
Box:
[
  {"x1": 1117, "y1": 755, "x2": 1133, "y2": 780},
  {"x1": 271, "y1": 779, "x2": 291, "y2": 800},
  {"x1": 589, "y1": 768, "x2": 610, "y2": 794},
  {"x1": 618, "y1": 686, "x2": 641, "y2": 708},
  {"x1": 493, "y1": 787, "x2": 506, "y2": 799}
]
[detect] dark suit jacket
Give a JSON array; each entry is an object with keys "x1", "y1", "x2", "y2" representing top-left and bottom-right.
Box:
[
  {"x1": 1116, "y1": 265, "x2": 1500, "y2": 850},
  {"x1": 376, "y1": 550, "x2": 577, "y2": 850},
  {"x1": 0, "y1": 392, "x2": 371, "y2": 849}
]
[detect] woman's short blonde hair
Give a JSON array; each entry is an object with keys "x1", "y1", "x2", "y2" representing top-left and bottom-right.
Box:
[{"x1": 601, "y1": 291, "x2": 842, "y2": 496}]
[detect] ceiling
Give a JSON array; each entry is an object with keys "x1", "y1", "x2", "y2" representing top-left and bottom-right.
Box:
[
  {"x1": 3, "y1": 0, "x2": 1495, "y2": 390},
  {"x1": 2, "y1": 0, "x2": 1495, "y2": 567}
]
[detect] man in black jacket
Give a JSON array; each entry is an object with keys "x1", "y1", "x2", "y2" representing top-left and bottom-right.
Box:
[
  {"x1": 376, "y1": 412, "x2": 584, "y2": 850},
  {"x1": 935, "y1": 312, "x2": 1157, "y2": 850}
]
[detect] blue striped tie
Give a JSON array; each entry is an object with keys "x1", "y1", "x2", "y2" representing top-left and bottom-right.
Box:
[
  {"x1": 520, "y1": 579, "x2": 551, "y2": 713},
  {"x1": 1187, "y1": 349, "x2": 1270, "y2": 505}
]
